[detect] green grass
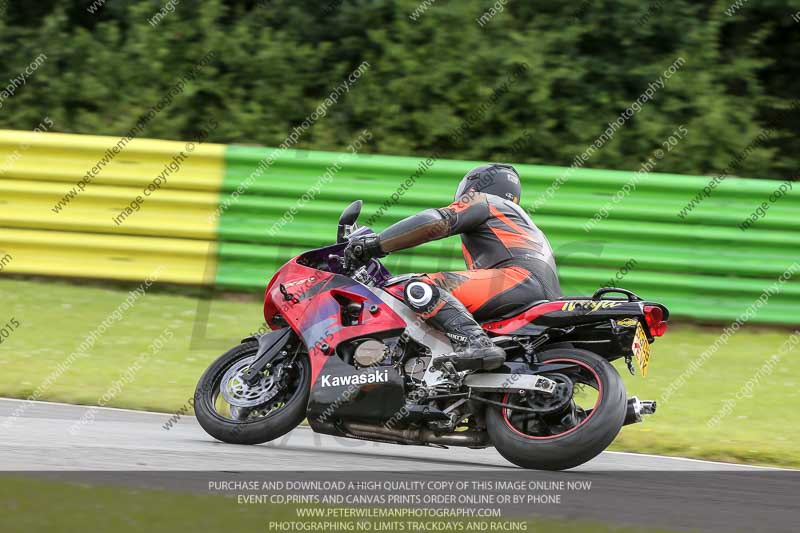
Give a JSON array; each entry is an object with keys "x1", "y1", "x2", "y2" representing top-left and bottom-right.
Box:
[
  {"x1": 612, "y1": 325, "x2": 799, "y2": 468},
  {"x1": 0, "y1": 277, "x2": 265, "y2": 413},
  {"x1": 0, "y1": 476, "x2": 680, "y2": 533},
  {"x1": 0, "y1": 277, "x2": 797, "y2": 468},
  {"x1": 0, "y1": 476, "x2": 273, "y2": 533}
]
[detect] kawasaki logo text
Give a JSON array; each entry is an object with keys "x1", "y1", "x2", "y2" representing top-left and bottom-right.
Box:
[{"x1": 321, "y1": 370, "x2": 389, "y2": 387}]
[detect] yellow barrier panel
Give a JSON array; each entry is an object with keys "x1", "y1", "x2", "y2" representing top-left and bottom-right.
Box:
[
  {"x1": 0, "y1": 130, "x2": 225, "y2": 285},
  {"x1": 0, "y1": 179, "x2": 219, "y2": 240},
  {"x1": 0, "y1": 228, "x2": 216, "y2": 285},
  {"x1": 0, "y1": 130, "x2": 225, "y2": 190}
]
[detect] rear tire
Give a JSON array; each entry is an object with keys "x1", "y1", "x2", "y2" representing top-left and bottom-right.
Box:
[
  {"x1": 486, "y1": 348, "x2": 626, "y2": 470},
  {"x1": 194, "y1": 341, "x2": 310, "y2": 445}
]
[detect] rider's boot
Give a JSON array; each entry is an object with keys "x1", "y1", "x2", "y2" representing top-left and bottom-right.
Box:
[{"x1": 404, "y1": 280, "x2": 505, "y2": 372}]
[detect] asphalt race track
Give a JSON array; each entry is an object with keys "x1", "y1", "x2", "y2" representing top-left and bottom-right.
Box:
[
  {"x1": 1, "y1": 398, "x2": 798, "y2": 532},
  {"x1": 0, "y1": 398, "x2": 772, "y2": 471}
]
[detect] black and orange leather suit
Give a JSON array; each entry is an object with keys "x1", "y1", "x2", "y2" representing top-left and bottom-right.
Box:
[{"x1": 378, "y1": 190, "x2": 562, "y2": 322}]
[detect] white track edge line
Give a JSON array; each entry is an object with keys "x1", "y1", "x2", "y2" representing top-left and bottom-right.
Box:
[
  {"x1": 0, "y1": 397, "x2": 176, "y2": 417},
  {"x1": 603, "y1": 451, "x2": 794, "y2": 471}
]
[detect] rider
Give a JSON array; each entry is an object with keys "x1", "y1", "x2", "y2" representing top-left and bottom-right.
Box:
[{"x1": 345, "y1": 164, "x2": 562, "y2": 371}]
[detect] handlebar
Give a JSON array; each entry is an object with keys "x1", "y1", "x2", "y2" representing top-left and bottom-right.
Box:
[{"x1": 328, "y1": 253, "x2": 378, "y2": 286}]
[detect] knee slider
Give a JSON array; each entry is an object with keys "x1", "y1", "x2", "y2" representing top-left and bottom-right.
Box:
[{"x1": 404, "y1": 279, "x2": 441, "y2": 315}]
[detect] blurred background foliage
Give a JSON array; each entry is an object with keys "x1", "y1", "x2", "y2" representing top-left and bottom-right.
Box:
[{"x1": 0, "y1": 0, "x2": 798, "y2": 179}]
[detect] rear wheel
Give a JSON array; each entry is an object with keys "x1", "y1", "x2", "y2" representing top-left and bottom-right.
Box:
[
  {"x1": 194, "y1": 339, "x2": 310, "y2": 445},
  {"x1": 486, "y1": 348, "x2": 626, "y2": 470}
]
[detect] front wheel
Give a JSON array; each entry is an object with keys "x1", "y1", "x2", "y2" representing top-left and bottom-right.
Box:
[
  {"x1": 486, "y1": 348, "x2": 626, "y2": 470},
  {"x1": 194, "y1": 338, "x2": 310, "y2": 445}
]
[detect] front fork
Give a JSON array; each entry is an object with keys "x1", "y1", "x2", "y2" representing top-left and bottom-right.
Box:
[{"x1": 240, "y1": 329, "x2": 293, "y2": 385}]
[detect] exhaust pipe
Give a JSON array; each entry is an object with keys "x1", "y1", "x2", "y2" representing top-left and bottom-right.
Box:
[
  {"x1": 624, "y1": 396, "x2": 657, "y2": 426},
  {"x1": 344, "y1": 422, "x2": 490, "y2": 448}
]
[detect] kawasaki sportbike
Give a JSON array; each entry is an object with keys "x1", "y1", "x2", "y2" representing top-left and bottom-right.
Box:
[{"x1": 195, "y1": 201, "x2": 668, "y2": 470}]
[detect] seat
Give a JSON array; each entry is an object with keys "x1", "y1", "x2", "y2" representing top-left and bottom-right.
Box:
[{"x1": 480, "y1": 299, "x2": 550, "y2": 323}]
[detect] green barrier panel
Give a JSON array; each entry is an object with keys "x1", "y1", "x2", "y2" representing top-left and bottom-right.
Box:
[{"x1": 217, "y1": 145, "x2": 800, "y2": 325}]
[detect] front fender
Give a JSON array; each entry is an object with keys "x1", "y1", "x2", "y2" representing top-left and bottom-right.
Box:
[{"x1": 239, "y1": 328, "x2": 294, "y2": 385}]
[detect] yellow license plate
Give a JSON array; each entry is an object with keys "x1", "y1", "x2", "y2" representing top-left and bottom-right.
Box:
[{"x1": 632, "y1": 323, "x2": 652, "y2": 377}]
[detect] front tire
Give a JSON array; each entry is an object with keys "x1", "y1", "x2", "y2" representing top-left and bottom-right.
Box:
[
  {"x1": 194, "y1": 340, "x2": 310, "y2": 445},
  {"x1": 486, "y1": 348, "x2": 626, "y2": 470}
]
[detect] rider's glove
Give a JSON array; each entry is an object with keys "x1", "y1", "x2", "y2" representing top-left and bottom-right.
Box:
[{"x1": 344, "y1": 235, "x2": 385, "y2": 271}]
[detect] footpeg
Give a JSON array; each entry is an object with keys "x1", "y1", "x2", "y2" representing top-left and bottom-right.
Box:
[{"x1": 431, "y1": 358, "x2": 460, "y2": 374}]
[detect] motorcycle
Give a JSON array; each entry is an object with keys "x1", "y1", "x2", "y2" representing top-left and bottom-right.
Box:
[{"x1": 195, "y1": 201, "x2": 669, "y2": 470}]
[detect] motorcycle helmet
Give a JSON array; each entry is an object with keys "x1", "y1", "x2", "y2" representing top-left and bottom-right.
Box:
[{"x1": 454, "y1": 163, "x2": 521, "y2": 204}]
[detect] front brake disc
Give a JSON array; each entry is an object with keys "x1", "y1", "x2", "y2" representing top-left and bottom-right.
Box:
[{"x1": 220, "y1": 355, "x2": 282, "y2": 408}]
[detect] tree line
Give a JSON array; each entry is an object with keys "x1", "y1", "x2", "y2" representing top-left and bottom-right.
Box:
[{"x1": 1, "y1": 0, "x2": 798, "y2": 180}]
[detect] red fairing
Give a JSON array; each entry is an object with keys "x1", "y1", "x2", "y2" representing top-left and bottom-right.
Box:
[
  {"x1": 481, "y1": 301, "x2": 567, "y2": 334},
  {"x1": 263, "y1": 259, "x2": 328, "y2": 331},
  {"x1": 263, "y1": 257, "x2": 406, "y2": 386},
  {"x1": 383, "y1": 282, "x2": 406, "y2": 300}
]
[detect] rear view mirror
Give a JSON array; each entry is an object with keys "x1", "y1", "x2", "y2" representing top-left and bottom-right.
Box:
[{"x1": 337, "y1": 200, "x2": 362, "y2": 243}]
